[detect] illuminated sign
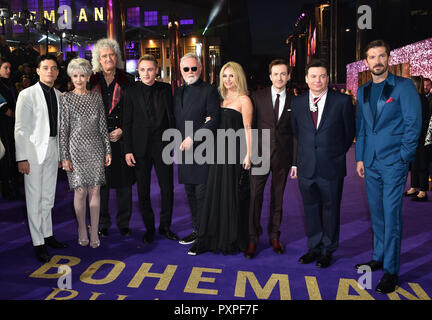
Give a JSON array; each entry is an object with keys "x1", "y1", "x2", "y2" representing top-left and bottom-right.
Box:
[{"x1": 0, "y1": 6, "x2": 105, "y2": 29}]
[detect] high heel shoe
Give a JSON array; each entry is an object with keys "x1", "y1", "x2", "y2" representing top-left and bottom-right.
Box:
[
  {"x1": 89, "y1": 227, "x2": 100, "y2": 248},
  {"x1": 78, "y1": 238, "x2": 89, "y2": 246},
  {"x1": 90, "y1": 239, "x2": 100, "y2": 248},
  {"x1": 78, "y1": 227, "x2": 89, "y2": 246}
]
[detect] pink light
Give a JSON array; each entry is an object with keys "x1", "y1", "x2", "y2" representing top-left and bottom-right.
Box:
[{"x1": 346, "y1": 38, "x2": 432, "y2": 98}]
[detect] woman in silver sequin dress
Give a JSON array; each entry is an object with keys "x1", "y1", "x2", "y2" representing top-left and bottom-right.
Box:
[{"x1": 59, "y1": 58, "x2": 112, "y2": 248}]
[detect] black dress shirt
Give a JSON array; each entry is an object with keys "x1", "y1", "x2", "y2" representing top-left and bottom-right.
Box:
[
  {"x1": 100, "y1": 74, "x2": 116, "y2": 113},
  {"x1": 39, "y1": 81, "x2": 58, "y2": 137},
  {"x1": 140, "y1": 81, "x2": 168, "y2": 132}
]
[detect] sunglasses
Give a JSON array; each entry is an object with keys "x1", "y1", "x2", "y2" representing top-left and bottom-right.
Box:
[{"x1": 183, "y1": 66, "x2": 198, "y2": 72}]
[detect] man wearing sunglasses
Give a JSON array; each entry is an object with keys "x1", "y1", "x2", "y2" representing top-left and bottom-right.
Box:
[{"x1": 173, "y1": 53, "x2": 220, "y2": 245}]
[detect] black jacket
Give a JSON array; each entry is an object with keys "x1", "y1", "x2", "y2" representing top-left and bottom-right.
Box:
[
  {"x1": 89, "y1": 69, "x2": 136, "y2": 188},
  {"x1": 123, "y1": 81, "x2": 175, "y2": 157},
  {"x1": 173, "y1": 79, "x2": 220, "y2": 184}
]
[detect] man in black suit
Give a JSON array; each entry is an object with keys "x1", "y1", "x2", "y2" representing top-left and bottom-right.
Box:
[
  {"x1": 291, "y1": 59, "x2": 355, "y2": 268},
  {"x1": 173, "y1": 53, "x2": 220, "y2": 245},
  {"x1": 90, "y1": 38, "x2": 136, "y2": 238},
  {"x1": 123, "y1": 54, "x2": 178, "y2": 244},
  {"x1": 244, "y1": 59, "x2": 297, "y2": 259}
]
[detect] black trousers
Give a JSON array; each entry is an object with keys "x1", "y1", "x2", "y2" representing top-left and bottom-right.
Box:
[
  {"x1": 184, "y1": 183, "x2": 207, "y2": 232},
  {"x1": 99, "y1": 184, "x2": 132, "y2": 230},
  {"x1": 135, "y1": 147, "x2": 174, "y2": 234},
  {"x1": 297, "y1": 175, "x2": 344, "y2": 256},
  {"x1": 410, "y1": 169, "x2": 429, "y2": 191}
]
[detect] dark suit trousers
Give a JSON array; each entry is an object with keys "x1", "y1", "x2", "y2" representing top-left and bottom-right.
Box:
[
  {"x1": 99, "y1": 184, "x2": 132, "y2": 229},
  {"x1": 134, "y1": 145, "x2": 174, "y2": 234},
  {"x1": 184, "y1": 183, "x2": 207, "y2": 232},
  {"x1": 248, "y1": 155, "x2": 289, "y2": 243},
  {"x1": 297, "y1": 175, "x2": 344, "y2": 255},
  {"x1": 410, "y1": 168, "x2": 429, "y2": 191}
]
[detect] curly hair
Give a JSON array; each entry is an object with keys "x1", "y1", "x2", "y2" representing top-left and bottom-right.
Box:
[{"x1": 91, "y1": 38, "x2": 124, "y2": 73}]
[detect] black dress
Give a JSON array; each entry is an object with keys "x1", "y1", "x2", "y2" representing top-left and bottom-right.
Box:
[
  {"x1": 194, "y1": 108, "x2": 250, "y2": 255},
  {"x1": 410, "y1": 94, "x2": 430, "y2": 190}
]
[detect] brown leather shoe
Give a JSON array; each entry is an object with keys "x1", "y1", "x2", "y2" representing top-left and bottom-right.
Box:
[
  {"x1": 270, "y1": 239, "x2": 285, "y2": 254},
  {"x1": 244, "y1": 243, "x2": 256, "y2": 259}
]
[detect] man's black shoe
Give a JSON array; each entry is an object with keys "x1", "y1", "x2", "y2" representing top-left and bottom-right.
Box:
[
  {"x1": 298, "y1": 250, "x2": 320, "y2": 264},
  {"x1": 44, "y1": 236, "x2": 68, "y2": 249},
  {"x1": 354, "y1": 260, "x2": 383, "y2": 272},
  {"x1": 34, "y1": 245, "x2": 51, "y2": 263},
  {"x1": 159, "y1": 228, "x2": 179, "y2": 241},
  {"x1": 120, "y1": 228, "x2": 131, "y2": 237},
  {"x1": 142, "y1": 231, "x2": 155, "y2": 244},
  {"x1": 98, "y1": 228, "x2": 108, "y2": 237},
  {"x1": 316, "y1": 254, "x2": 332, "y2": 268},
  {"x1": 376, "y1": 273, "x2": 398, "y2": 294},
  {"x1": 179, "y1": 231, "x2": 197, "y2": 245}
]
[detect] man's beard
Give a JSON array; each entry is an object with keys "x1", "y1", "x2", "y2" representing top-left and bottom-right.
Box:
[
  {"x1": 371, "y1": 64, "x2": 388, "y2": 76},
  {"x1": 184, "y1": 75, "x2": 199, "y2": 85}
]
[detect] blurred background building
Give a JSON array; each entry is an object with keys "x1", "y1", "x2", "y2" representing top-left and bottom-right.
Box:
[
  {"x1": 0, "y1": 0, "x2": 431, "y2": 90},
  {"x1": 0, "y1": 0, "x2": 251, "y2": 85},
  {"x1": 286, "y1": 0, "x2": 432, "y2": 88}
]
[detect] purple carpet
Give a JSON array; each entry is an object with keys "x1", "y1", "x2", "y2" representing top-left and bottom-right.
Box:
[{"x1": 1, "y1": 146, "x2": 431, "y2": 301}]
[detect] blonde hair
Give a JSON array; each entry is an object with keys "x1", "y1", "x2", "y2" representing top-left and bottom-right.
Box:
[
  {"x1": 218, "y1": 61, "x2": 248, "y2": 99},
  {"x1": 91, "y1": 38, "x2": 125, "y2": 73},
  {"x1": 138, "y1": 54, "x2": 158, "y2": 67}
]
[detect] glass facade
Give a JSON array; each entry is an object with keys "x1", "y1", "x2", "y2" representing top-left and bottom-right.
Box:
[
  {"x1": 180, "y1": 19, "x2": 194, "y2": 25},
  {"x1": 127, "y1": 7, "x2": 140, "y2": 27},
  {"x1": 144, "y1": 11, "x2": 158, "y2": 27},
  {"x1": 11, "y1": 0, "x2": 23, "y2": 33}
]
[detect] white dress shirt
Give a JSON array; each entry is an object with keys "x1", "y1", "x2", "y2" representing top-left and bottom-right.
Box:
[
  {"x1": 271, "y1": 86, "x2": 286, "y2": 120},
  {"x1": 309, "y1": 90, "x2": 328, "y2": 127}
]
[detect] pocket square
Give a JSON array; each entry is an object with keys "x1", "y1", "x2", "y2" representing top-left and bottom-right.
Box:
[{"x1": 385, "y1": 97, "x2": 395, "y2": 104}]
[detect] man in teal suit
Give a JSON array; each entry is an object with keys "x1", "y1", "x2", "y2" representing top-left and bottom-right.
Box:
[{"x1": 355, "y1": 40, "x2": 422, "y2": 294}]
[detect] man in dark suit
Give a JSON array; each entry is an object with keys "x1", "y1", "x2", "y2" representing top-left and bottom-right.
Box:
[
  {"x1": 90, "y1": 38, "x2": 136, "y2": 238},
  {"x1": 244, "y1": 59, "x2": 297, "y2": 259},
  {"x1": 291, "y1": 59, "x2": 355, "y2": 268},
  {"x1": 123, "y1": 54, "x2": 178, "y2": 244},
  {"x1": 173, "y1": 53, "x2": 220, "y2": 245}
]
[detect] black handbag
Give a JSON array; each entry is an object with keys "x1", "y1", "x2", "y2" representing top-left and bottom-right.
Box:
[{"x1": 238, "y1": 168, "x2": 250, "y2": 201}]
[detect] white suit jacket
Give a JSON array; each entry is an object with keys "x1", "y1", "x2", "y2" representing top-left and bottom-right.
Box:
[{"x1": 15, "y1": 82, "x2": 61, "y2": 165}]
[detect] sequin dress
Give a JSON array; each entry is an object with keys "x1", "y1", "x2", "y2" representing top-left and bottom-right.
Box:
[{"x1": 59, "y1": 91, "x2": 111, "y2": 190}]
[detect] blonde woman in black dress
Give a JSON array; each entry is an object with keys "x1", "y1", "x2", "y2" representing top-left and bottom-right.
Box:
[
  {"x1": 188, "y1": 61, "x2": 253, "y2": 255},
  {"x1": 59, "y1": 58, "x2": 111, "y2": 248}
]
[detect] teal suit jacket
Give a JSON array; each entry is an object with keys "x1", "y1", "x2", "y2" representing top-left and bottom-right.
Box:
[{"x1": 355, "y1": 72, "x2": 422, "y2": 166}]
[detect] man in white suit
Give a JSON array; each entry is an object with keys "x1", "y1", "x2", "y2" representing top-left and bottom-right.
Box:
[{"x1": 15, "y1": 55, "x2": 68, "y2": 263}]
